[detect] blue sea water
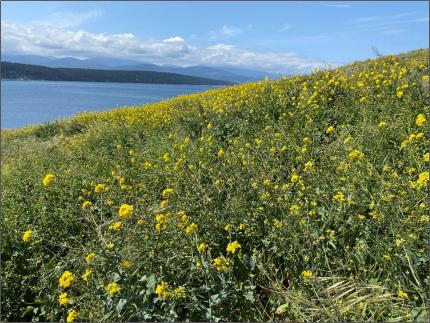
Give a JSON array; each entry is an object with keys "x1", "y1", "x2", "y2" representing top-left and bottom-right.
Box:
[{"x1": 1, "y1": 80, "x2": 219, "y2": 128}]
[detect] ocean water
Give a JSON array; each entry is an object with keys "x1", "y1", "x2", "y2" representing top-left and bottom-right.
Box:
[{"x1": 1, "y1": 80, "x2": 219, "y2": 128}]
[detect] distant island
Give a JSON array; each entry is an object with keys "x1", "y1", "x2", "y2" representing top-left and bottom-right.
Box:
[{"x1": 1, "y1": 62, "x2": 232, "y2": 85}]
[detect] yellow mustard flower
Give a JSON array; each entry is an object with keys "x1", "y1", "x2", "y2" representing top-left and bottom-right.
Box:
[
  {"x1": 198, "y1": 243, "x2": 207, "y2": 253},
  {"x1": 416, "y1": 113, "x2": 427, "y2": 127},
  {"x1": 42, "y1": 173, "x2": 55, "y2": 187},
  {"x1": 94, "y1": 183, "x2": 107, "y2": 193},
  {"x1": 118, "y1": 203, "x2": 133, "y2": 219},
  {"x1": 58, "y1": 292, "x2": 68, "y2": 306},
  {"x1": 226, "y1": 240, "x2": 241, "y2": 254},
  {"x1": 397, "y1": 290, "x2": 408, "y2": 299},
  {"x1": 85, "y1": 252, "x2": 96, "y2": 263},
  {"x1": 213, "y1": 257, "x2": 231, "y2": 272},
  {"x1": 66, "y1": 310, "x2": 78, "y2": 323},
  {"x1": 325, "y1": 125, "x2": 335, "y2": 134},
  {"x1": 59, "y1": 271, "x2": 74, "y2": 289},
  {"x1": 302, "y1": 270, "x2": 313, "y2": 278},
  {"x1": 120, "y1": 260, "x2": 131, "y2": 270},
  {"x1": 82, "y1": 201, "x2": 93, "y2": 209},
  {"x1": 162, "y1": 188, "x2": 175, "y2": 198},
  {"x1": 106, "y1": 282, "x2": 120, "y2": 296},
  {"x1": 348, "y1": 149, "x2": 365, "y2": 159},
  {"x1": 108, "y1": 221, "x2": 122, "y2": 231},
  {"x1": 22, "y1": 229, "x2": 32, "y2": 242},
  {"x1": 155, "y1": 281, "x2": 170, "y2": 299},
  {"x1": 332, "y1": 192, "x2": 345, "y2": 202},
  {"x1": 185, "y1": 223, "x2": 198, "y2": 235},
  {"x1": 82, "y1": 268, "x2": 91, "y2": 281}
]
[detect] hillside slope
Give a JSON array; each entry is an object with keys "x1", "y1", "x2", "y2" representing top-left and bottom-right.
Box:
[
  {"x1": 1, "y1": 62, "x2": 231, "y2": 85},
  {"x1": 1, "y1": 49, "x2": 429, "y2": 322}
]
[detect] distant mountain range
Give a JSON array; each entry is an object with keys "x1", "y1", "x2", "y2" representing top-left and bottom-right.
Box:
[
  {"x1": 1, "y1": 54, "x2": 280, "y2": 83},
  {"x1": 1, "y1": 62, "x2": 231, "y2": 85}
]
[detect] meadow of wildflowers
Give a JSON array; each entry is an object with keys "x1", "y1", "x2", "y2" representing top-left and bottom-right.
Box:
[{"x1": 1, "y1": 49, "x2": 429, "y2": 322}]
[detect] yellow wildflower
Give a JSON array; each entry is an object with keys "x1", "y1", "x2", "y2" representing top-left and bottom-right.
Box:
[
  {"x1": 66, "y1": 310, "x2": 78, "y2": 323},
  {"x1": 397, "y1": 290, "x2": 408, "y2": 299},
  {"x1": 290, "y1": 204, "x2": 301, "y2": 215},
  {"x1": 198, "y1": 243, "x2": 207, "y2": 253},
  {"x1": 213, "y1": 257, "x2": 231, "y2": 272},
  {"x1": 396, "y1": 90, "x2": 404, "y2": 98},
  {"x1": 416, "y1": 113, "x2": 426, "y2": 127},
  {"x1": 58, "y1": 292, "x2": 68, "y2": 306},
  {"x1": 82, "y1": 268, "x2": 91, "y2": 281},
  {"x1": 42, "y1": 173, "x2": 55, "y2": 187},
  {"x1": 304, "y1": 161, "x2": 313, "y2": 171},
  {"x1": 106, "y1": 282, "x2": 120, "y2": 296},
  {"x1": 226, "y1": 240, "x2": 241, "y2": 254},
  {"x1": 378, "y1": 121, "x2": 387, "y2": 128},
  {"x1": 332, "y1": 192, "x2": 345, "y2": 202},
  {"x1": 273, "y1": 219, "x2": 283, "y2": 228},
  {"x1": 59, "y1": 271, "x2": 74, "y2": 289},
  {"x1": 85, "y1": 252, "x2": 96, "y2": 263},
  {"x1": 185, "y1": 223, "x2": 198, "y2": 235},
  {"x1": 224, "y1": 224, "x2": 232, "y2": 232},
  {"x1": 120, "y1": 260, "x2": 131, "y2": 270},
  {"x1": 302, "y1": 270, "x2": 313, "y2": 278},
  {"x1": 118, "y1": 204, "x2": 133, "y2": 219},
  {"x1": 82, "y1": 201, "x2": 92, "y2": 209},
  {"x1": 94, "y1": 183, "x2": 107, "y2": 193},
  {"x1": 163, "y1": 152, "x2": 170, "y2": 162},
  {"x1": 325, "y1": 125, "x2": 335, "y2": 134},
  {"x1": 108, "y1": 221, "x2": 122, "y2": 231},
  {"x1": 218, "y1": 148, "x2": 224, "y2": 157},
  {"x1": 155, "y1": 214, "x2": 166, "y2": 232},
  {"x1": 155, "y1": 281, "x2": 170, "y2": 299},
  {"x1": 423, "y1": 152, "x2": 429, "y2": 162},
  {"x1": 348, "y1": 149, "x2": 365, "y2": 159},
  {"x1": 22, "y1": 229, "x2": 32, "y2": 242},
  {"x1": 162, "y1": 188, "x2": 175, "y2": 198}
]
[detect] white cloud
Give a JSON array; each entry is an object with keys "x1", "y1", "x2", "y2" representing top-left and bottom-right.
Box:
[
  {"x1": 222, "y1": 25, "x2": 242, "y2": 35},
  {"x1": 279, "y1": 23, "x2": 292, "y2": 32},
  {"x1": 163, "y1": 36, "x2": 185, "y2": 43},
  {"x1": 1, "y1": 20, "x2": 330, "y2": 73},
  {"x1": 30, "y1": 10, "x2": 103, "y2": 28},
  {"x1": 209, "y1": 25, "x2": 242, "y2": 39}
]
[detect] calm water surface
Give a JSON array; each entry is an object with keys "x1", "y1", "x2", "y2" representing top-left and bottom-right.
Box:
[{"x1": 1, "y1": 80, "x2": 219, "y2": 128}]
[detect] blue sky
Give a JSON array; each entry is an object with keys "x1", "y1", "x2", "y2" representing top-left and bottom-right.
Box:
[{"x1": 1, "y1": 1, "x2": 428, "y2": 72}]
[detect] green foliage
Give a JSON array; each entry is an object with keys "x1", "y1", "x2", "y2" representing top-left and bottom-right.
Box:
[{"x1": 1, "y1": 49, "x2": 429, "y2": 322}]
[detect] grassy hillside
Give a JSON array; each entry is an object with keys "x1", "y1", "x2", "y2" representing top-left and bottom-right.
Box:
[
  {"x1": 1, "y1": 62, "x2": 231, "y2": 85},
  {"x1": 1, "y1": 49, "x2": 429, "y2": 322}
]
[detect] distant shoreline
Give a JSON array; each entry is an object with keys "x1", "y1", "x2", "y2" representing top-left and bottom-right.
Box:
[{"x1": 1, "y1": 61, "x2": 233, "y2": 86}]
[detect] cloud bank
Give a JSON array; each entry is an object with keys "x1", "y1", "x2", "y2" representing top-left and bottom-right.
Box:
[{"x1": 1, "y1": 20, "x2": 329, "y2": 73}]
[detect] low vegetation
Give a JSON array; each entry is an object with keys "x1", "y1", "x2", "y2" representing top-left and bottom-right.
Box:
[{"x1": 1, "y1": 49, "x2": 429, "y2": 322}]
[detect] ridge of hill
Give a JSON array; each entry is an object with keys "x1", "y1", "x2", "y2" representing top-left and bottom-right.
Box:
[
  {"x1": 1, "y1": 61, "x2": 232, "y2": 85},
  {"x1": 1, "y1": 48, "x2": 429, "y2": 322}
]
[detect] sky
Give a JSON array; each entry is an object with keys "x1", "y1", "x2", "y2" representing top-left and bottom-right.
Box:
[{"x1": 1, "y1": 1, "x2": 429, "y2": 73}]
